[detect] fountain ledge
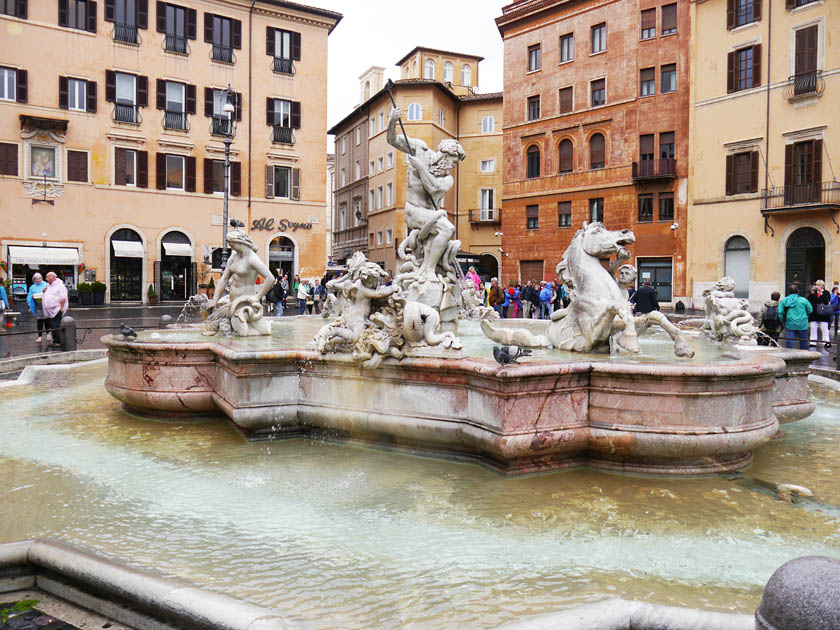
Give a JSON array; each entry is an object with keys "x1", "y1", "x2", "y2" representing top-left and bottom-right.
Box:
[{"x1": 103, "y1": 335, "x2": 819, "y2": 476}]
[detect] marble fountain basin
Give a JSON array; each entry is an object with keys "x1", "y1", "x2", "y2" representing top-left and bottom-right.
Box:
[{"x1": 102, "y1": 318, "x2": 818, "y2": 476}]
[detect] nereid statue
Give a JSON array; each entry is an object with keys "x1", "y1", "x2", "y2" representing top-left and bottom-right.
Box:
[{"x1": 702, "y1": 276, "x2": 759, "y2": 344}]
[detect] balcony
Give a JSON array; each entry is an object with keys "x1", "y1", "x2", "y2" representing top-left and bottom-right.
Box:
[
  {"x1": 163, "y1": 111, "x2": 189, "y2": 131},
  {"x1": 761, "y1": 182, "x2": 840, "y2": 213},
  {"x1": 272, "y1": 57, "x2": 295, "y2": 75},
  {"x1": 211, "y1": 45, "x2": 235, "y2": 64},
  {"x1": 210, "y1": 116, "x2": 232, "y2": 136},
  {"x1": 112, "y1": 23, "x2": 139, "y2": 44},
  {"x1": 272, "y1": 125, "x2": 295, "y2": 144},
  {"x1": 112, "y1": 103, "x2": 140, "y2": 124},
  {"x1": 163, "y1": 34, "x2": 189, "y2": 55},
  {"x1": 468, "y1": 208, "x2": 502, "y2": 225},
  {"x1": 783, "y1": 70, "x2": 824, "y2": 101},
  {"x1": 632, "y1": 158, "x2": 676, "y2": 181},
  {"x1": 333, "y1": 224, "x2": 368, "y2": 246}
]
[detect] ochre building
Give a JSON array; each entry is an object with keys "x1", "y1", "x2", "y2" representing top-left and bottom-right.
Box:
[
  {"x1": 0, "y1": 0, "x2": 340, "y2": 303},
  {"x1": 496, "y1": 0, "x2": 689, "y2": 303}
]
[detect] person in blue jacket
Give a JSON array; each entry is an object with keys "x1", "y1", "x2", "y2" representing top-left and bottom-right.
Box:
[
  {"x1": 778, "y1": 284, "x2": 813, "y2": 350},
  {"x1": 26, "y1": 272, "x2": 50, "y2": 342},
  {"x1": 0, "y1": 283, "x2": 9, "y2": 311}
]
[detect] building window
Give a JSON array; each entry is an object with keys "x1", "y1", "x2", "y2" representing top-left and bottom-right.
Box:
[
  {"x1": 0, "y1": 66, "x2": 19, "y2": 102},
  {"x1": 560, "y1": 33, "x2": 574, "y2": 62},
  {"x1": 482, "y1": 115, "x2": 495, "y2": 133},
  {"x1": 641, "y1": 8, "x2": 656, "y2": 39},
  {"x1": 165, "y1": 154, "x2": 185, "y2": 190},
  {"x1": 591, "y1": 79, "x2": 605, "y2": 107},
  {"x1": 376, "y1": 157, "x2": 383, "y2": 171},
  {"x1": 377, "y1": 186, "x2": 383, "y2": 209},
  {"x1": 386, "y1": 228, "x2": 393, "y2": 244},
  {"x1": 114, "y1": 147, "x2": 146, "y2": 187},
  {"x1": 558, "y1": 139, "x2": 573, "y2": 173},
  {"x1": 640, "y1": 134, "x2": 655, "y2": 169},
  {"x1": 355, "y1": 126, "x2": 361, "y2": 145},
  {"x1": 728, "y1": 0, "x2": 759, "y2": 30},
  {"x1": 369, "y1": 160, "x2": 375, "y2": 175},
  {"x1": 728, "y1": 45, "x2": 761, "y2": 92},
  {"x1": 407, "y1": 102, "x2": 422, "y2": 121},
  {"x1": 659, "y1": 193, "x2": 674, "y2": 221},
  {"x1": 638, "y1": 194, "x2": 654, "y2": 222},
  {"x1": 114, "y1": 72, "x2": 138, "y2": 122},
  {"x1": 339, "y1": 168, "x2": 345, "y2": 187},
  {"x1": 66, "y1": 149, "x2": 88, "y2": 182},
  {"x1": 378, "y1": 112, "x2": 384, "y2": 130},
  {"x1": 591, "y1": 23, "x2": 606, "y2": 54},
  {"x1": 353, "y1": 199, "x2": 361, "y2": 225},
  {"x1": 558, "y1": 201, "x2": 572, "y2": 228},
  {"x1": 368, "y1": 118, "x2": 375, "y2": 136},
  {"x1": 424, "y1": 58, "x2": 435, "y2": 79},
  {"x1": 528, "y1": 44, "x2": 541, "y2": 72},
  {"x1": 66, "y1": 78, "x2": 88, "y2": 111},
  {"x1": 559, "y1": 86, "x2": 573, "y2": 114},
  {"x1": 377, "y1": 231, "x2": 383, "y2": 246},
  {"x1": 209, "y1": 88, "x2": 239, "y2": 134},
  {"x1": 661, "y1": 3, "x2": 677, "y2": 35},
  {"x1": 0, "y1": 143, "x2": 18, "y2": 176},
  {"x1": 438, "y1": 109, "x2": 445, "y2": 126},
  {"x1": 273, "y1": 165, "x2": 291, "y2": 198},
  {"x1": 386, "y1": 182, "x2": 393, "y2": 205},
  {"x1": 660, "y1": 132, "x2": 675, "y2": 160},
  {"x1": 208, "y1": 159, "x2": 225, "y2": 193},
  {"x1": 527, "y1": 95, "x2": 540, "y2": 121},
  {"x1": 338, "y1": 205, "x2": 346, "y2": 230},
  {"x1": 461, "y1": 64, "x2": 471, "y2": 86},
  {"x1": 640, "y1": 68, "x2": 655, "y2": 96},
  {"x1": 725, "y1": 150, "x2": 758, "y2": 195},
  {"x1": 162, "y1": 80, "x2": 188, "y2": 130},
  {"x1": 480, "y1": 159, "x2": 495, "y2": 173},
  {"x1": 589, "y1": 198, "x2": 604, "y2": 223},
  {"x1": 112, "y1": 0, "x2": 142, "y2": 44},
  {"x1": 340, "y1": 136, "x2": 346, "y2": 154},
  {"x1": 526, "y1": 146, "x2": 540, "y2": 178},
  {"x1": 480, "y1": 188, "x2": 495, "y2": 221},
  {"x1": 661, "y1": 64, "x2": 676, "y2": 93},
  {"x1": 369, "y1": 189, "x2": 374, "y2": 213},
  {"x1": 793, "y1": 25, "x2": 818, "y2": 95},
  {"x1": 60, "y1": 0, "x2": 96, "y2": 33},
  {"x1": 788, "y1": 0, "x2": 818, "y2": 8},
  {"x1": 208, "y1": 14, "x2": 240, "y2": 63},
  {"x1": 1, "y1": 1, "x2": 26, "y2": 18},
  {"x1": 444, "y1": 61, "x2": 453, "y2": 83},
  {"x1": 526, "y1": 205, "x2": 539, "y2": 230},
  {"x1": 160, "y1": 3, "x2": 194, "y2": 54},
  {"x1": 387, "y1": 152, "x2": 393, "y2": 168},
  {"x1": 270, "y1": 28, "x2": 299, "y2": 74},
  {"x1": 269, "y1": 98, "x2": 298, "y2": 143},
  {"x1": 354, "y1": 161, "x2": 360, "y2": 180}
]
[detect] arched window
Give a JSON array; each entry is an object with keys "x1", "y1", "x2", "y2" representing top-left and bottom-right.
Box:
[
  {"x1": 589, "y1": 133, "x2": 605, "y2": 169},
  {"x1": 444, "y1": 62, "x2": 454, "y2": 83},
  {"x1": 526, "y1": 145, "x2": 540, "y2": 179},
  {"x1": 110, "y1": 228, "x2": 143, "y2": 302},
  {"x1": 482, "y1": 115, "x2": 494, "y2": 133},
  {"x1": 558, "y1": 139, "x2": 574, "y2": 173},
  {"x1": 724, "y1": 236, "x2": 750, "y2": 299},
  {"x1": 407, "y1": 102, "x2": 422, "y2": 121},
  {"x1": 424, "y1": 59, "x2": 435, "y2": 79},
  {"x1": 461, "y1": 64, "x2": 471, "y2": 86},
  {"x1": 364, "y1": 80, "x2": 371, "y2": 101}
]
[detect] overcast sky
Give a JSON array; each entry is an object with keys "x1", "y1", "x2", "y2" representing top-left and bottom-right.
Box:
[{"x1": 313, "y1": 0, "x2": 509, "y2": 146}]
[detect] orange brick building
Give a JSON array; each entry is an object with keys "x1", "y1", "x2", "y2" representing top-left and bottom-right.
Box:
[{"x1": 496, "y1": 0, "x2": 689, "y2": 303}]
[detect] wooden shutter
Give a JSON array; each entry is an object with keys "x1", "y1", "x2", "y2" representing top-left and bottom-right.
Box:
[
  {"x1": 235, "y1": 92, "x2": 242, "y2": 121},
  {"x1": 752, "y1": 0, "x2": 761, "y2": 23},
  {"x1": 186, "y1": 84, "x2": 196, "y2": 114},
  {"x1": 641, "y1": 8, "x2": 655, "y2": 31},
  {"x1": 231, "y1": 161, "x2": 241, "y2": 196},
  {"x1": 291, "y1": 101, "x2": 301, "y2": 129},
  {"x1": 266, "y1": 98, "x2": 274, "y2": 126},
  {"x1": 232, "y1": 20, "x2": 242, "y2": 49},
  {"x1": 156, "y1": 152, "x2": 166, "y2": 189},
  {"x1": 137, "y1": 75, "x2": 148, "y2": 107},
  {"x1": 204, "y1": 12, "x2": 213, "y2": 42},
  {"x1": 640, "y1": 134, "x2": 654, "y2": 157},
  {"x1": 15, "y1": 69, "x2": 26, "y2": 103},
  {"x1": 58, "y1": 0, "x2": 68, "y2": 27},
  {"x1": 15, "y1": 0, "x2": 26, "y2": 19},
  {"x1": 87, "y1": 80, "x2": 97, "y2": 112},
  {"x1": 661, "y1": 4, "x2": 677, "y2": 33},
  {"x1": 558, "y1": 140, "x2": 573, "y2": 173},
  {"x1": 784, "y1": 144, "x2": 793, "y2": 188},
  {"x1": 590, "y1": 134, "x2": 605, "y2": 166},
  {"x1": 59, "y1": 76, "x2": 69, "y2": 109},
  {"x1": 266, "y1": 26, "x2": 274, "y2": 56},
  {"x1": 750, "y1": 151, "x2": 759, "y2": 193},
  {"x1": 186, "y1": 156, "x2": 196, "y2": 192},
  {"x1": 203, "y1": 158, "x2": 213, "y2": 194},
  {"x1": 786, "y1": 0, "x2": 795, "y2": 8},
  {"x1": 67, "y1": 150, "x2": 88, "y2": 182},
  {"x1": 0, "y1": 143, "x2": 19, "y2": 176},
  {"x1": 726, "y1": 51, "x2": 735, "y2": 93},
  {"x1": 726, "y1": 0, "x2": 734, "y2": 30},
  {"x1": 137, "y1": 0, "x2": 147, "y2": 29},
  {"x1": 795, "y1": 26, "x2": 818, "y2": 75},
  {"x1": 559, "y1": 87, "x2": 572, "y2": 114},
  {"x1": 186, "y1": 8, "x2": 196, "y2": 39},
  {"x1": 291, "y1": 168, "x2": 300, "y2": 200},
  {"x1": 156, "y1": 1, "x2": 165, "y2": 33},
  {"x1": 104, "y1": 0, "x2": 114, "y2": 21},
  {"x1": 752, "y1": 45, "x2": 761, "y2": 88},
  {"x1": 292, "y1": 31, "x2": 301, "y2": 60},
  {"x1": 156, "y1": 79, "x2": 166, "y2": 109},
  {"x1": 813, "y1": 139, "x2": 822, "y2": 185},
  {"x1": 265, "y1": 165, "x2": 274, "y2": 198},
  {"x1": 105, "y1": 70, "x2": 116, "y2": 101},
  {"x1": 204, "y1": 87, "x2": 213, "y2": 116},
  {"x1": 87, "y1": 1, "x2": 97, "y2": 33},
  {"x1": 115, "y1": 147, "x2": 126, "y2": 185},
  {"x1": 137, "y1": 150, "x2": 148, "y2": 188},
  {"x1": 526, "y1": 205, "x2": 539, "y2": 219},
  {"x1": 725, "y1": 154, "x2": 734, "y2": 195}
]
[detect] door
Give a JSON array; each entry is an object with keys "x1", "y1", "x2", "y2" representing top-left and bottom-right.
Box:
[
  {"x1": 637, "y1": 258, "x2": 673, "y2": 302},
  {"x1": 786, "y1": 227, "x2": 824, "y2": 295},
  {"x1": 520, "y1": 260, "x2": 544, "y2": 284}
]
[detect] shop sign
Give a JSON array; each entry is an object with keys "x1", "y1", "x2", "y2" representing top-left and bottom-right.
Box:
[{"x1": 252, "y1": 218, "x2": 313, "y2": 232}]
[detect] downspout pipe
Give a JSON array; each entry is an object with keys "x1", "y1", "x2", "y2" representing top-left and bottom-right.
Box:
[
  {"x1": 248, "y1": 0, "x2": 256, "y2": 219},
  {"x1": 764, "y1": 0, "x2": 772, "y2": 205}
]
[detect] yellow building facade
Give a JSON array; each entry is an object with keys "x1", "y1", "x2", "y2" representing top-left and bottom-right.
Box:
[
  {"x1": 688, "y1": 0, "x2": 839, "y2": 303},
  {"x1": 0, "y1": 0, "x2": 340, "y2": 303}
]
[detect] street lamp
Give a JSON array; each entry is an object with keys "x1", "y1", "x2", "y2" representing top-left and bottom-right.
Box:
[{"x1": 219, "y1": 84, "x2": 236, "y2": 270}]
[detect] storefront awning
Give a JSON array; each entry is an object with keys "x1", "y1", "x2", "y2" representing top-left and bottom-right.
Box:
[
  {"x1": 8, "y1": 245, "x2": 80, "y2": 265},
  {"x1": 162, "y1": 242, "x2": 193, "y2": 257},
  {"x1": 112, "y1": 240, "x2": 145, "y2": 258}
]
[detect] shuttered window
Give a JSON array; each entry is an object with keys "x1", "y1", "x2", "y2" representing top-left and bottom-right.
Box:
[
  {"x1": 66, "y1": 150, "x2": 88, "y2": 182},
  {"x1": 640, "y1": 67, "x2": 655, "y2": 96},
  {"x1": 641, "y1": 8, "x2": 655, "y2": 40},
  {"x1": 727, "y1": 45, "x2": 761, "y2": 93},
  {"x1": 660, "y1": 132, "x2": 675, "y2": 159},
  {"x1": 0, "y1": 142, "x2": 18, "y2": 176},
  {"x1": 265, "y1": 165, "x2": 300, "y2": 200},
  {"x1": 590, "y1": 133, "x2": 605, "y2": 169},
  {"x1": 725, "y1": 150, "x2": 759, "y2": 195},
  {"x1": 114, "y1": 148, "x2": 147, "y2": 187},
  {"x1": 557, "y1": 201, "x2": 572, "y2": 228},
  {"x1": 727, "y1": 0, "x2": 760, "y2": 30},
  {"x1": 0, "y1": 0, "x2": 27, "y2": 19},
  {"x1": 559, "y1": 86, "x2": 573, "y2": 114},
  {"x1": 526, "y1": 205, "x2": 539, "y2": 230},
  {"x1": 59, "y1": 0, "x2": 97, "y2": 33},
  {"x1": 661, "y1": 4, "x2": 677, "y2": 35},
  {"x1": 794, "y1": 25, "x2": 818, "y2": 76},
  {"x1": 558, "y1": 139, "x2": 573, "y2": 173}
]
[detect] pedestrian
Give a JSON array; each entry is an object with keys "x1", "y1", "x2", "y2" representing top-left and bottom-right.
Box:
[
  {"x1": 297, "y1": 279, "x2": 310, "y2": 315},
  {"x1": 831, "y1": 286, "x2": 840, "y2": 336},
  {"x1": 779, "y1": 284, "x2": 812, "y2": 350},
  {"x1": 42, "y1": 271, "x2": 68, "y2": 347},
  {"x1": 631, "y1": 282, "x2": 659, "y2": 314},
  {"x1": 270, "y1": 280, "x2": 285, "y2": 316},
  {"x1": 807, "y1": 280, "x2": 832, "y2": 348},
  {"x1": 26, "y1": 273, "x2": 50, "y2": 342},
  {"x1": 521, "y1": 280, "x2": 534, "y2": 319},
  {"x1": 293, "y1": 274, "x2": 300, "y2": 295},
  {"x1": 281, "y1": 273, "x2": 289, "y2": 296},
  {"x1": 313, "y1": 278, "x2": 325, "y2": 314},
  {"x1": 488, "y1": 278, "x2": 504, "y2": 318},
  {"x1": 757, "y1": 291, "x2": 783, "y2": 347},
  {"x1": 503, "y1": 284, "x2": 521, "y2": 318},
  {"x1": 465, "y1": 266, "x2": 482, "y2": 292},
  {"x1": 0, "y1": 282, "x2": 9, "y2": 312},
  {"x1": 539, "y1": 281, "x2": 552, "y2": 319}
]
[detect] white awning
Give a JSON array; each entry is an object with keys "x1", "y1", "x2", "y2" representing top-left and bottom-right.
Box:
[
  {"x1": 162, "y1": 242, "x2": 193, "y2": 257},
  {"x1": 111, "y1": 240, "x2": 145, "y2": 258},
  {"x1": 9, "y1": 246, "x2": 80, "y2": 265}
]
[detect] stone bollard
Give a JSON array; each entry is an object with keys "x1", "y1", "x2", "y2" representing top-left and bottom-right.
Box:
[
  {"x1": 159, "y1": 314, "x2": 173, "y2": 329},
  {"x1": 59, "y1": 315, "x2": 77, "y2": 352},
  {"x1": 756, "y1": 555, "x2": 840, "y2": 629}
]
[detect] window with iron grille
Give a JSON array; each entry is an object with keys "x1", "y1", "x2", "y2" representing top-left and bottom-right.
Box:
[
  {"x1": 660, "y1": 132, "x2": 675, "y2": 159},
  {"x1": 159, "y1": 3, "x2": 194, "y2": 54},
  {"x1": 206, "y1": 14, "x2": 240, "y2": 63},
  {"x1": 268, "y1": 27, "x2": 300, "y2": 74},
  {"x1": 109, "y1": 0, "x2": 145, "y2": 44}
]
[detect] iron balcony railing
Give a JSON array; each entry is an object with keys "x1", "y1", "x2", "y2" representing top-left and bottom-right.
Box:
[
  {"x1": 164, "y1": 34, "x2": 189, "y2": 54},
  {"x1": 468, "y1": 208, "x2": 502, "y2": 224},
  {"x1": 211, "y1": 116, "x2": 232, "y2": 136},
  {"x1": 783, "y1": 70, "x2": 825, "y2": 100},
  {"x1": 272, "y1": 57, "x2": 295, "y2": 74},
  {"x1": 211, "y1": 45, "x2": 235, "y2": 64},
  {"x1": 112, "y1": 23, "x2": 139, "y2": 44},
  {"x1": 113, "y1": 103, "x2": 140, "y2": 124},
  {"x1": 163, "y1": 111, "x2": 189, "y2": 131},
  {"x1": 761, "y1": 181, "x2": 840, "y2": 210},
  {"x1": 632, "y1": 158, "x2": 677, "y2": 179},
  {"x1": 272, "y1": 125, "x2": 295, "y2": 144}
]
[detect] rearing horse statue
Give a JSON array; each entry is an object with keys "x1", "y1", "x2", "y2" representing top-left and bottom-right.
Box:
[{"x1": 481, "y1": 222, "x2": 640, "y2": 354}]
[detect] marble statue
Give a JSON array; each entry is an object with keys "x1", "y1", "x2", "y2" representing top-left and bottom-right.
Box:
[
  {"x1": 202, "y1": 229, "x2": 275, "y2": 337},
  {"x1": 459, "y1": 280, "x2": 498, "y2": 321},
  {"x1": 482, "y1": 222, "x2": 640, "y2": 354},
  {"x1": 702, "y1": 276, "x2": 759, "y2": 344}
]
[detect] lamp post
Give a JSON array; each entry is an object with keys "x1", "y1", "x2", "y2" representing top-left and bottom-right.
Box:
[{"x1": 219, "y1": 85, "x2": 236, "y2": 270}]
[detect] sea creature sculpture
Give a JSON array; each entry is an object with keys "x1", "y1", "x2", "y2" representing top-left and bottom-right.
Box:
[{"x1": 702, "y1": 276, "x2": 759, "y2": 344}]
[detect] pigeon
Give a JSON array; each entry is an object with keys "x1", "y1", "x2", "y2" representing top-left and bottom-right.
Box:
[
  {"x1": 493, "y1": 345, "x2": 519, "y2": 367},
  {"x1": 507, "y1": 345, "x2": 532, "y2": 360},
  {"x1": 119, "y1": 323, "x2": 137, "y2": 339},
  {"x1": 229, "y1": 218, "x2": 245, "y2": 228}
]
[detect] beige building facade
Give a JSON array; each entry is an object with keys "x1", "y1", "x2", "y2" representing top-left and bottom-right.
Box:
[
  {"x1": 688, "y1": 0, "x2": 839, "y2": 303},
  {"x1": 0, "y1": 0, "x2": 340, "y2": 303}
]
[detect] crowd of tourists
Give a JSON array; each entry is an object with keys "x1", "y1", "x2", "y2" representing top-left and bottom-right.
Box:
[{"x1": 758, "y1": 281, "x2": 839, "y2": 349}]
